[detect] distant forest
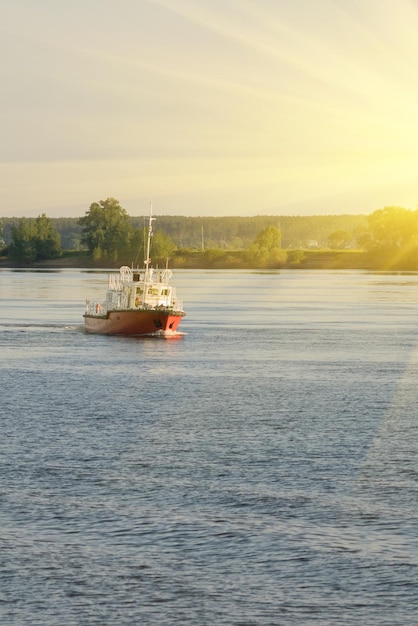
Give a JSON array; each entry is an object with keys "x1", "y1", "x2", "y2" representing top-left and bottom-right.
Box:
[{"x1": 1, "y1": 214, "x2": 368, "y2": 251}]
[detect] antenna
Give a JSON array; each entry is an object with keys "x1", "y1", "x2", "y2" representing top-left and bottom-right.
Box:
[{"x1": 144, "y1": 201, "x2": 155, "y2": 274}]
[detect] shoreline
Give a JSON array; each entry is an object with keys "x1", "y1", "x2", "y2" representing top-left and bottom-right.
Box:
[{"x1": 0, "y1": 251, "x2": 405, "y2": 271}]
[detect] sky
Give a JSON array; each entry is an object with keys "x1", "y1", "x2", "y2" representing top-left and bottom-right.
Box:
[{"x1": 2, "y1": 0, "x2": 418, "y2": 218}]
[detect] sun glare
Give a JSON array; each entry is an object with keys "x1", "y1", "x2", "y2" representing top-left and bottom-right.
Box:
[{"x1": 2, "y1": 0, "x2": 418, "y2": 216}]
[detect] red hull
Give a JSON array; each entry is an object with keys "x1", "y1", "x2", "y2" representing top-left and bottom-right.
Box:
[{"x1": 84, "y1": 309, "x2": 184, "y2": 336}]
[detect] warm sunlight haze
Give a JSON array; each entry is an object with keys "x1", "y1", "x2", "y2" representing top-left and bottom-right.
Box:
[{"x1": 1, "y1": 0, "x2": 418, "y2": 217}]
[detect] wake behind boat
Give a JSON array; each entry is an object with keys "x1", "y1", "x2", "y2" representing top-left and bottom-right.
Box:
[{"x1": 83, "y1": 212, "x2": 186, "y2": 336}]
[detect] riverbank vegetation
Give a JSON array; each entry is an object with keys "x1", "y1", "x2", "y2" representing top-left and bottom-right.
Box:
[
  {"x1": 1, "y1": 200, "x2": 418, "y2": 270},
  {"x1": 5, "y1": 214, "x2": 62, "y2": 263}
]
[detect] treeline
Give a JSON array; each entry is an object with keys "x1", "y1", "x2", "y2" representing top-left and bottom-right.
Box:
[
  {"x1": 132, "y1": 214, "x2": 367, "y2": 249},
  {"x1": 1, "y1": 212, "x2": 367, "y2": 250},
  {"x1": 2, "y1": 201, "x2": 418, "y2": 270}
]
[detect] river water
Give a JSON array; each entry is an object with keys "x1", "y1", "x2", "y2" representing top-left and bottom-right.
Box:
[{"x1": 1, "y1": 268, "x2": 418, "y2": 625}]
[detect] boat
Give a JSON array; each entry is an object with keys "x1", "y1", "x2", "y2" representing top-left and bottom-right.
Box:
[{"x1": 83, "y1": 211, "x2": 186, "y2": 336}]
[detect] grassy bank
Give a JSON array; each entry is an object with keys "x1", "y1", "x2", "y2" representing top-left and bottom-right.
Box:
[{"x1": 0, "y1": 249, "x2": 392, "y2": 270}]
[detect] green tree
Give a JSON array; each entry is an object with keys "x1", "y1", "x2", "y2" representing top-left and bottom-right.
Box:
[
  {"x1": 8, "y1": 215, "x2": 62, "y2": 262},
  {"x1": 247, "y1": 226, "x2": 287, "y2": 268},
  {"x1": 9, "y1": 219, "x2": 36, "y2": 262},
  {"x1": 363, "y1": 207, "x2": 417, "y2": 250},
  {"x1": 254, "y1": 225, "x2": 282, "y2": 249},
  {"x1": 79, "y1": 197, "x2": 133, "y2": 262},
  {"x1": 328, "y1": 229, "x2": 352, "y2": 249},
  {"x1": 360, "y1": 206, "x2": 418, "y2": 268},
  {"x1": 34, "y1": 214, "x2": 62, "y2": 259}
]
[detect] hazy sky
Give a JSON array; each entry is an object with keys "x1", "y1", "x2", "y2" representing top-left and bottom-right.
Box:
[{"x1": 2, "y1": 0, "x2": 418, "y2": 217}]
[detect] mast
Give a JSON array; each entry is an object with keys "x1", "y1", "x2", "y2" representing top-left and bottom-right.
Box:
[{"x1": 144, "y1": 202, "x2": 155, "y2": 280}]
